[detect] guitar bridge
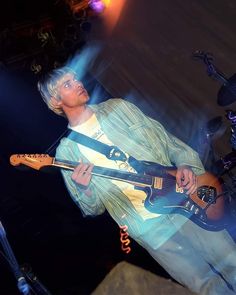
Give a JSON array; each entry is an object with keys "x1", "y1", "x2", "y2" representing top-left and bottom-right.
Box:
[{"x1": 197, "y1": 186, "x2": 217, "y2": 204}]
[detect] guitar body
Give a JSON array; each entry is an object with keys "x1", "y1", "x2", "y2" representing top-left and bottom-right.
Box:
[{"x1": 142, "y1": 171, "x2": 226, "y2": 231}]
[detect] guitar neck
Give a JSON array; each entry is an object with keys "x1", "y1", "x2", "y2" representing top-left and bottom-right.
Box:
[{"x1": 53, "y1": 158, "x2": 153, "y2": 186}]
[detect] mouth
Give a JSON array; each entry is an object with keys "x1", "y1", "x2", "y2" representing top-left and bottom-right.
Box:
[{"x1": 78, "y1": 89, "x2": 86, "y2": 96}]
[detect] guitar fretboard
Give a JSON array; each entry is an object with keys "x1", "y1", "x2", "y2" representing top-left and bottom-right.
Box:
[{"x1": 54, "y1": 159, "x2": 153, "y2": 186}]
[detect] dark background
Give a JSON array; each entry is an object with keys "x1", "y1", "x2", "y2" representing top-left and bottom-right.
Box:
[{"x1": 0, "y1": 0, "x2": 236, "y2": 294}]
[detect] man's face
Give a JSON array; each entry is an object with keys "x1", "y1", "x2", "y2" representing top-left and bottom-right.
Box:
[{"x1": 55, "y1": 73, "x2": 89, "y2": 108}]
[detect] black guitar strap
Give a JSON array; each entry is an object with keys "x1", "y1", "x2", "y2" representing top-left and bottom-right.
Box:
[{"x1": 67, "y1": 129, "x2": 148, "y2": 173}]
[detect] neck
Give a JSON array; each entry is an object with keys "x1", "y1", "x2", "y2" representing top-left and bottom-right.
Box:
[{"x1": 65, "y1": 105, "x2": 94, "y2": 127}]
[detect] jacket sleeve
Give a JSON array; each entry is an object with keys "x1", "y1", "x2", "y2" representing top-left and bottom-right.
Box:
[
  {"x1": 115, "y1": 99, "x2": 205, "y2": 175},
  {"x1": 148, "y1": 116, "x2": 205, "y2": 174},
  {"x1": 56, "y1": 138, "x2": 106, "y2": 216}
]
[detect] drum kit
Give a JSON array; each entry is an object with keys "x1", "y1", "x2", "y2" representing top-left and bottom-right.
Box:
[{"x1": 193, "y1": 50, "x2": 236, "y2": 220}]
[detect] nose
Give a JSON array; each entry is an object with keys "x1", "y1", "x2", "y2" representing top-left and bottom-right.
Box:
[{"x1": 74, "y1": 80, "x2": 83, "y2": 89}]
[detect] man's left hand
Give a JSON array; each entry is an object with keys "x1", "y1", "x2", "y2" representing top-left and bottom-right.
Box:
[{"x1": 176, "y1": 165, "x2": 197, "y2": 195}]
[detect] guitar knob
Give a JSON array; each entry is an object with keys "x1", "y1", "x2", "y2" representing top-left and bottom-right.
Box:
[
  {"x1": 190, "y1": 205, "x2": 195, "y2": 211},
  {"x1": 194, "y1": 208, "x2": 200, "y2": 215},
  {"x1": 185, "y1": 200, "x2": 191, "y2": 209}
]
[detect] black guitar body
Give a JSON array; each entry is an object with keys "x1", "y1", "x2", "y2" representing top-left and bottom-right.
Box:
[{"x1": 135, "y1": 184, "x2": 227, "y2": 231}]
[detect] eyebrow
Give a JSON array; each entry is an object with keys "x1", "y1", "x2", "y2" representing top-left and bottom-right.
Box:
[
  {"x1": 59, "y1": 78, "x2": 72, "y2": 88},
  {"x1": 63, "y1": 79, "x2": 71, "y2": 85},
  {"x1": 58, "y1": 75, "x2": 77, "y2": 88}
]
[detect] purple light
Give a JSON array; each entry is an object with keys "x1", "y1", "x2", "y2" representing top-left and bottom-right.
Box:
[{"x1": 89, "y1": 0, "x2": 105, "y2": 13}]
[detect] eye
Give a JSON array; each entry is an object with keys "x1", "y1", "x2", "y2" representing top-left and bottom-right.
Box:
[{"x1": 64, "y1": 81, "x2": 71, "y2": 88}]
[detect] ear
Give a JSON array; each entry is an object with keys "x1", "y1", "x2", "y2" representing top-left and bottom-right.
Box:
[{"x1": 51, "y1": 96, "x2": 62, "y2": 108}]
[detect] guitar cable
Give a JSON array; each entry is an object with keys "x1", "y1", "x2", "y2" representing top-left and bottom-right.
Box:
[{"x1": 119, "y1": 225, "x2": 131, "y2": 254}]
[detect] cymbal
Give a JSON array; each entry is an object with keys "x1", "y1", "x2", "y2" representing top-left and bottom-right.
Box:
[{"x1": 217, "y1": 73, "x2": 236, "y2": 106}]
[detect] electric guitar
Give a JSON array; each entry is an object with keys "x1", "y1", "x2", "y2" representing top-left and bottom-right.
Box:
[{"x1": 10, "y1": 154, "x2": 227, "y2": 231}]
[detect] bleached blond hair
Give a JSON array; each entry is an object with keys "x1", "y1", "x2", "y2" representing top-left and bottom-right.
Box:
[{"x1": 38, "y1": 66, "x2": 76, "y2": 116}]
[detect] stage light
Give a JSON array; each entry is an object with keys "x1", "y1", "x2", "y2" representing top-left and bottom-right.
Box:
[
  {"x1": 89, "y1": 0, "x2": 111, "y2": 13},
  {"x1": 65, "y1": 0, "x2": 89, "y2": 12},
  {"x1": 102, "y1": 0, "x2": 111, "y2": 6},
  {"x1": 98, "y1": 0, "x2": 125, "y2": 35},
  {"x1": 37, "y1": 28, "x2": 56, "y2": 48},
  {"x1": 30, "y1": 60, "x2": 42, "y2": 74},
  {"x1": 89, "y1": 0, "x2": 105, "y2": 13}
]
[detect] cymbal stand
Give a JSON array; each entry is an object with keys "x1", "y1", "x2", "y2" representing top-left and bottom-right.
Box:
[{"x1": 226, "y1": 110, "x2": 236, "y2": 150}]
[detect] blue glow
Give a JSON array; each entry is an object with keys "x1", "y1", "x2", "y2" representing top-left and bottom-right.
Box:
[
  {"x1": 65, "y1": 42, "x2": 113, "y2": 105},
  {"x1": 67, "y1": 42, "x2": 103, "y2": 82}
]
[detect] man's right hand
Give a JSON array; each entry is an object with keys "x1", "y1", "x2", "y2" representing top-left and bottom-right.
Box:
[{"x1": 71, "y1": 162, "x2": 94, "y2": 189}]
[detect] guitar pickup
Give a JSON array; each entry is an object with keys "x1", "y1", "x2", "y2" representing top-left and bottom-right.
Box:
[{"x1": 153, "y1": 177, "x2": 163, "y2": 189}]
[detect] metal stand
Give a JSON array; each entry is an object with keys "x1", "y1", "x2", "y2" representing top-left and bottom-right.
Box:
[{"x1": 0, "y1": 221, "x2": 51, "y2": 295}]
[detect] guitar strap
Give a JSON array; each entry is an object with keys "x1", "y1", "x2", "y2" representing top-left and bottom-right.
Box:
[{"x1": 66, "y1": 129, "x2": 153, "y2": 173}]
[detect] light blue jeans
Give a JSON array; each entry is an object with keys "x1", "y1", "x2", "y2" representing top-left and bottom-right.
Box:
[{"x1": 136, "y1": 215, "x2": 236, "y2": 295}]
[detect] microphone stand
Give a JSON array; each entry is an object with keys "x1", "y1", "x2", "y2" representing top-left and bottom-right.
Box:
[
  {"x1": 20, "y1": 263, "x2": 53, "y2": 295},
  {"x1": 0, "y1": 219, "x2": 54, "y2": 295},
  {"x1": 0, "y1": 221, "x2": 53, "y2": 295},
  {"x1": 0, "y1": 221, "x2": 30, "y2": 294}
]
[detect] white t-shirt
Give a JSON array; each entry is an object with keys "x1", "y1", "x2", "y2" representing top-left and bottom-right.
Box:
[{"x1": 70, "y1": 113, "x2": 160, "y2": 220}]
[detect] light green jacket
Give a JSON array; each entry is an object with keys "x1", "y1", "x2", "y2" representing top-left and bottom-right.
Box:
[{"x1": 56, "y1": 98, "x2": 205, "y2": 237}]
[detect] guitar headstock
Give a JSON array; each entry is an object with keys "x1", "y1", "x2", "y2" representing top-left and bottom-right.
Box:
[{"x1": 10, "y1": 154, "x2": 54, "y2": 170}]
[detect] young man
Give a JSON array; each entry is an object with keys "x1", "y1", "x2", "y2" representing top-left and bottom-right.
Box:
[{"x1": 38, "y1": 66, "x2": 236, "y2": 295}]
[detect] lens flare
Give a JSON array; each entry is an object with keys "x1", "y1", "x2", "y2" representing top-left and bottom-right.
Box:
[
  {"x1": 101, "y1": 0, "x2": 126, "y2": 34},
  {"x1": 102, "y1": 0, "x2": 111, "y2": 6}
]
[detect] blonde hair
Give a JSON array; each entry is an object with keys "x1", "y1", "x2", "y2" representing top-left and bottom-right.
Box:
[{"x1": 38, "y1": 67, "x2": 76, "y2": 116}]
